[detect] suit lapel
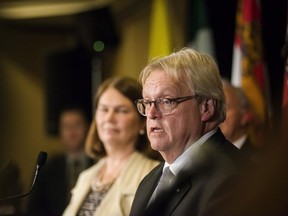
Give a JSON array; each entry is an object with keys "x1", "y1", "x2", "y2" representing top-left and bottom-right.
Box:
[
  {"x1": 130, "y1": 163, "x2": 164, "y2": 215},
  {"x1": 162, "y1": 179, "x2": 192, "y2": 215},
  {"x1": 143, "y1": 164, "x2": 163, "y2": 205},
  {"x1": 144, "y1": 167, "x2": 193, "y2": 216}
]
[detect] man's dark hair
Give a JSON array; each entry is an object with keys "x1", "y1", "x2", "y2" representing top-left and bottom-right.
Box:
[{"x1": 58, "y1": 105, "x2": 90, "y2": 125}]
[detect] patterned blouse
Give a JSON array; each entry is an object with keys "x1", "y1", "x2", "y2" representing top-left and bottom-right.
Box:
[{"x1": 77, "y1": 159, "x2": 114, "y2": 216}]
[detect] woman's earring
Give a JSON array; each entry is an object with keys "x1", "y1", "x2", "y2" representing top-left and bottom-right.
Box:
[{"x1": 139, "y1": 129, "x2": 145, "y2": 135}]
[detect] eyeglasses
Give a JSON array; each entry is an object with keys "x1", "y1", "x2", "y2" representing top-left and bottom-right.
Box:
[{"x1": 135, "y1": 95, "x2": 197, "y2": 116}]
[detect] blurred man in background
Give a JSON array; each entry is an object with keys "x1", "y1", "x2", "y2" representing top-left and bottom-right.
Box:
[
  {"x1": 26, "y1": 106, "x2": 94, "y2": 216},
  {"x1": 220, "y1": 79, "x2": 258, "y2": 159}
]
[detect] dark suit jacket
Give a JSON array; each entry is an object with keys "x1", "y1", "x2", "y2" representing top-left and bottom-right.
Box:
[
  {"x1": 240, "y1": 137, "x2": 258, "y2": 160},
  {"x1": 26, "y1": 153, "x2": 94, "y2": 216},
  {"x1": 130, "y1": 129, "x2": 246, "y2": 216}
]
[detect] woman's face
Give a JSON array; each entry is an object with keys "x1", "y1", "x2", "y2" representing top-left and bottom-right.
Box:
[{"x1": 95, "y1": 87, "x2": 143, "y2": 150}]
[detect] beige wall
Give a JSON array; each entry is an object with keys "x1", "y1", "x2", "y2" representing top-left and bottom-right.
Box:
[
  {"x1": 0, "y1": 25, "x2": 76, "y2": 190},
  {"x1": 0, "y1": 0, "x2": 186, "y2": 193}
]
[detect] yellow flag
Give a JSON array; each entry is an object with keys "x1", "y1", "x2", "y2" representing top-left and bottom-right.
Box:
[{"x1": 148, "y1": 0, "x2": 172, "y2": 59}]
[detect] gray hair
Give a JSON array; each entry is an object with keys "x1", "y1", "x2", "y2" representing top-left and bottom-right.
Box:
[
  {"x1": 139, "y1": 48, "x2": 226, "y2": 124},
  {"x1": 222, "y1": 78, "x2": 250, "y2": 109}
]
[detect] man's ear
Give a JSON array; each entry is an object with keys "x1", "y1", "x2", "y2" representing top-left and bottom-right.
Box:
[
  {"x1": 200, "y1": 99, "x2": 216, "y2": 122},
  {"x1": 241, "y1": 109, "x2": 254, "y2": 126}
]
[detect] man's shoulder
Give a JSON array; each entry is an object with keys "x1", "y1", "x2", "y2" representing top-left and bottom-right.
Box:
[{"x1": 196, "y1": 130, "x2": 248, "y2": 177}]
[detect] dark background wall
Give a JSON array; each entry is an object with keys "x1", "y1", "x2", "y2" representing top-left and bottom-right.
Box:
[
  {"x1": 45, "y1": 7, "x2": 120, "y2": 135},
  {"x1": 45, "y1": 46, "x2": 93, "y2": 135}
]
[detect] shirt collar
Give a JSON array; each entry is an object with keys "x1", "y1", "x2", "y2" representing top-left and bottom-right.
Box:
[
  {"x1": 164, "y1": 128, "x2": 218, "y2": 175},
  {"x1": 233, "y1": 134, "x2": 247, "y2": 149}
]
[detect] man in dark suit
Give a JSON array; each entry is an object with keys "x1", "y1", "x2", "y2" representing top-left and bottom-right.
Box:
[
  {"x1": 26, "y1": 106, "x2": 94, "y2": 216},
  {"x1": 220, "y1": 79, "x2": 258, "y2": 159},
  {"x1": 131, "y1": 48, "x2": 246, "y2": 216}
]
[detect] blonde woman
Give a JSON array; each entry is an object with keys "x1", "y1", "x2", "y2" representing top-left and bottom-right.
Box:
[{"x1": 63, "y1": 77, "x2": 160, "y2": 216}]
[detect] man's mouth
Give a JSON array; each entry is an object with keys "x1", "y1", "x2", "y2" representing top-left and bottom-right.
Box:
[{"x1": 150, "y1": 127, "x2": 164, "y2": 133}]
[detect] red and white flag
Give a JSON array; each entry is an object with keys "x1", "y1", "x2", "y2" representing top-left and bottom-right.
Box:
[{"x1": 231, "y1": 0, "x2": 269, "y2": 125}]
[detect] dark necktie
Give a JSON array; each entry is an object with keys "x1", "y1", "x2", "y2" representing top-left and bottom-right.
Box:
[{"x1": 149, "y1": 166, "x2": 174, "y2": 204}]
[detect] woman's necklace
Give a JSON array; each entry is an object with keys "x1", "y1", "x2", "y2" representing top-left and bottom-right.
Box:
[
  {"x1": 91, "y1": 162, "x2": 114, "y2": 192},
  {"x1": 91, "y1": 153, "x2": 133, "y2": 192}
]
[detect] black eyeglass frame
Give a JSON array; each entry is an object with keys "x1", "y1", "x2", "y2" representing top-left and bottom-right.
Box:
[{"x1": 135, "y1": 95, "x2": 197, "y2": 116}]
